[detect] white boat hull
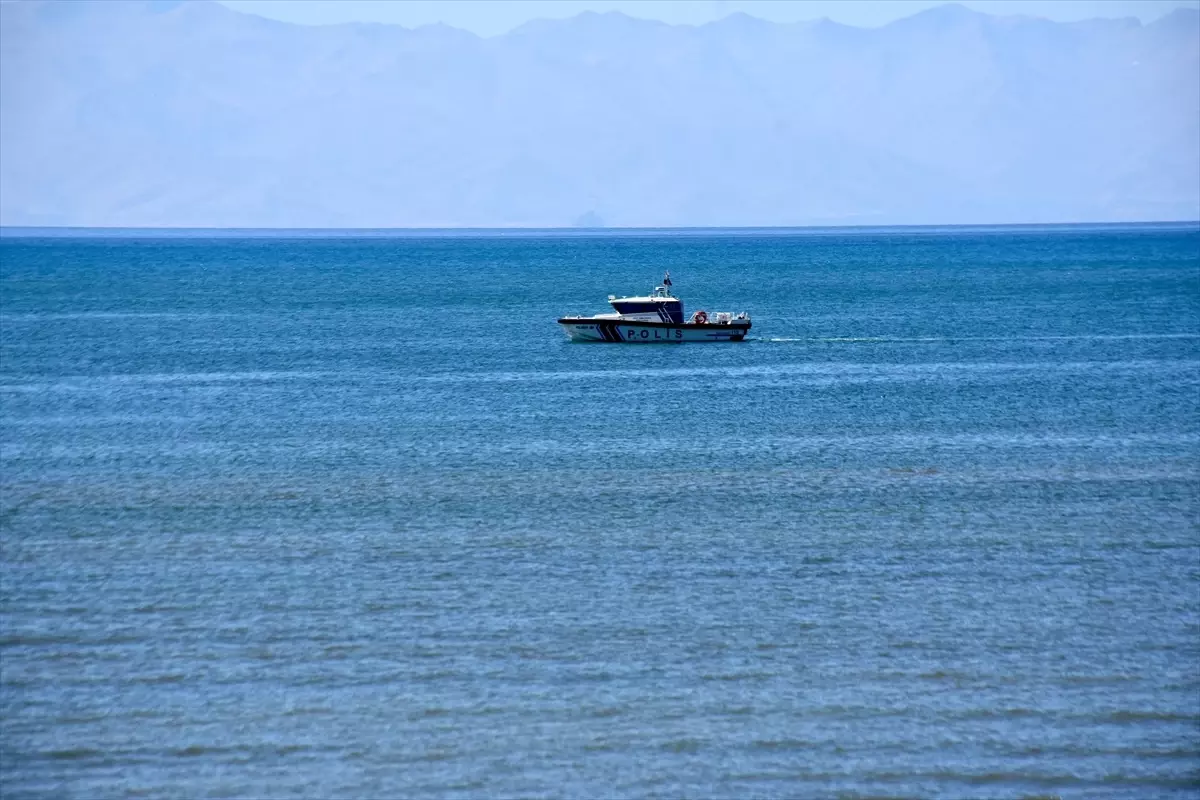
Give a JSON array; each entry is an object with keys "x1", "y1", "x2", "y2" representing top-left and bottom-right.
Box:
[{"x1": 558, "y1": 317, "x2": 750, "y2": 343}]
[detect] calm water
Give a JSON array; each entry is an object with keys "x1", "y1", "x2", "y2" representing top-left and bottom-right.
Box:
[{"x1": 2, "y1": 225, "x2": 1199, "y2": 799}]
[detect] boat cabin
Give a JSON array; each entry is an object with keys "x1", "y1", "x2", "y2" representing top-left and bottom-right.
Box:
[{"x1": 607, "y1": 285, "x2": 684, "y2": 323}]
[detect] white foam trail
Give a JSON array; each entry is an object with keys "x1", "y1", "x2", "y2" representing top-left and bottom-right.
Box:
[{"x1": 759, "y1": 334, "x2": 1200, "y2": 344}]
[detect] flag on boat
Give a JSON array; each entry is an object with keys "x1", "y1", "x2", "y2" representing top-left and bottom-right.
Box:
[{"x1": 663, "y1": 271, "x2": 672, "y2": 287}]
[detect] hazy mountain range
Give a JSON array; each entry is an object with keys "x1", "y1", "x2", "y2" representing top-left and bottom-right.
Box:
[{"x1": 2, "y1": 0, "x2": 1197, "y2": 227}]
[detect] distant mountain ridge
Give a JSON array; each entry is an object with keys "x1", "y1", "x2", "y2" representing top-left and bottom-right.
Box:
[{"x1": 1, "y1": 1, "x2": 1197, "y2": 227}]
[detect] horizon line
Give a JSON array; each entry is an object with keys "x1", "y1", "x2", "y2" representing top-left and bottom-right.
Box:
[{"x1": 2, "y1": 221, "x2": 1198, "y2": 238}]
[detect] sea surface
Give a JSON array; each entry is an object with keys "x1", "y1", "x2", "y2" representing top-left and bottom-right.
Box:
[{"x1": 2, "y1": 224, "x2": 1198, "y2": 799}]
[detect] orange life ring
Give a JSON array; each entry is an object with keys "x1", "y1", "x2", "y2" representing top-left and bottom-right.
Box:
[{"x1": 693, "y1": 310, "x2": 708, "y2": 324}]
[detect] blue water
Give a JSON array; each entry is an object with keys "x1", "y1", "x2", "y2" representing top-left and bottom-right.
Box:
[{"x1": 2, "y1": 225, "x2": 1198, "y2": 799}]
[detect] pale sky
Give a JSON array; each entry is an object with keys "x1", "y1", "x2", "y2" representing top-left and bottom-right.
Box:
[{"x1": 216, "y1": 0, "x2": 1200, "y2": 35}]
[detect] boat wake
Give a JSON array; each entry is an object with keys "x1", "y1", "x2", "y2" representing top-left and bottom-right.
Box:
[{"x1": 756, "y1": 333, "x2": 1200, "y2": 344}]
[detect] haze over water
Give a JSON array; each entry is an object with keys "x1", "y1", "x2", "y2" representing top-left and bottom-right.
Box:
[{"x1": 2, "y1": 224, "x2": 1198, "y2": 798}]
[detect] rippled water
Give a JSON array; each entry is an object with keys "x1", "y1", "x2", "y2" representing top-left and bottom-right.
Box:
[{"x1": 2, "y1": 225, "x2": 1199, "y2": 798}]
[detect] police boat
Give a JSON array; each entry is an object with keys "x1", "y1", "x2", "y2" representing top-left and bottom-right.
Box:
[{"x1": 557, "y1": 273, "x2": 751, "y2": 343}]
